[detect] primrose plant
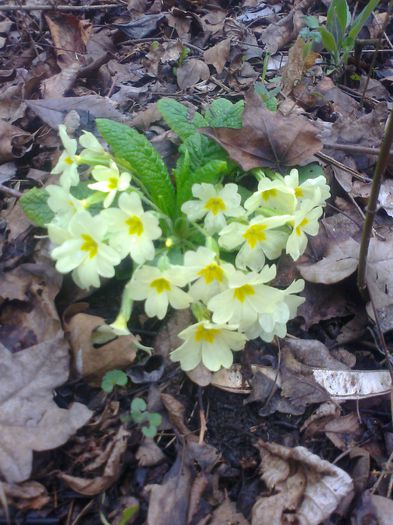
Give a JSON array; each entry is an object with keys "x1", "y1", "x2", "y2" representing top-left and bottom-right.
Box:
[
  {"x1": 301, "y1": 0, "x2": 381, "y2": 67},
  {"x1": 20, "y1": 97, "x2": 330, "y2": 374}
]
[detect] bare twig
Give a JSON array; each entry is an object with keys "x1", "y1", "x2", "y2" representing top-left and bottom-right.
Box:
[
  {"x1": 357, "y1": 104, "x2": 393, "y2": 293},
  {"x1": 324, "y1": 142, "x2": 393, "y2": 158},
  {"x1": 316, "y1": 151, "x2": 371, "y2": 182},
  {"x1": 0, "y1": 184, "x2": 22, "y2": 198},
  {"x1": 0, "y1": 3, "x2": 120, "y2": 11}
]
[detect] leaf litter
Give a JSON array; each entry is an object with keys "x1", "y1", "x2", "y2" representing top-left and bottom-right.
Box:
[{"x1": 1, "y1": 0, "x2": 393, "y2": 523}]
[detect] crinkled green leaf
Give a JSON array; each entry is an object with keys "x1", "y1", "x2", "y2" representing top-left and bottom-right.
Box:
[
  {"x1": 175, "y1": 156, "x2": 228, "y2": 208},
  {"x1": 96, "y1": 119, "x2": 176, "y2": 217},
  {"x1": 157, "y1": 98, "x2": 206, "y2": 140},
  {"x1": 19, "y1": 188, "x2": 54, "y2": 227},
  {"x1": 204, "y1": 98, "x2": 244, "y2": 128},
  {"x1": 131, "y1": 397, "x2": 146, "y2": 413},
  {"x1": 142, "y1": 425, "x2": 158, "y2": 438}
]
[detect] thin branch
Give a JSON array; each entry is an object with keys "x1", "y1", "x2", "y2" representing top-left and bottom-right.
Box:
[
  {"x1": 357, "y1": 103, "x2": 393, "y2": 293},
  {"x1": 324, "y1": 142, "x2": 393, "y2": 158},
  {"x1": 0, "y1": 184, "x2": 22, "y2": 198},
  {"x1": 0, "y1": 3, "x2": 120, "y2": 12}
]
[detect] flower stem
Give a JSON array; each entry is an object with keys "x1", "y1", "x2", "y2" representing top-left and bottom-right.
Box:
[{"x1": 357, "y1": 104, "x2": 393, "y2": 295}]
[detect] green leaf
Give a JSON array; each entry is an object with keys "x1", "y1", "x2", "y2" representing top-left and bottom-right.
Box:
[
  {"x1": 318, "y1": 27, "x2": 338, "y2": 54},
  {"x1": 181, "y1": 133, "x2": 228, "y2": 172},
  {"x1": 148, "y1": 412, "x2": 162, "y2": 427},
  {"x1": 142, "y1": 425, "x2": 158, "y2": 438},
  {"x1": 204, "y1": 98, "x2": 244, "y2": 128},
  {"x1": 101, "y1": 370, "x2": 128, "y2": 393},
  {"x1": 118, "y1": 504, "x2": 139, "y2": 525},
  {"x1": 131, "y1": 397, "x2": 146, "y2": 412},
  {"x1": 303, "y1": 15, "x2": 320, "y2": 29},
  {"x1": 175, "y1": 158, "x2": 228, "y2": 208},
  {"x1": 349, "y1": 0, "x2": 380, "y2": 41},
  {"x1": 157, "y1": 98, "x2": 206, "y2": 140},
  {"x1": 327, "y1": 0, "x2": 350, "y2": 36},
  {"x1": 297, "y1": 162, "x2": 325, "y2": 183},
  {"x1": 19, "y1": 188, "x2": 54, "y2": 227},
  {"x1": 96, "y1": 119, "x2": 176, "y2": 217}
]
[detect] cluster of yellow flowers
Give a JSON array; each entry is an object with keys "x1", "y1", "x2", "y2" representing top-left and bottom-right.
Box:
[{"x1": 46, "y1": 125, "x2": 330, "y2": 373}]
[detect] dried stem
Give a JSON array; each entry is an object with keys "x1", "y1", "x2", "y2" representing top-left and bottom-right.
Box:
[
  {"x1": 357, "y1": 103, "x2": 393, "y2": 294},
  {"x1": 0, "y1": 4, "x2": 119, "y2": 12}
]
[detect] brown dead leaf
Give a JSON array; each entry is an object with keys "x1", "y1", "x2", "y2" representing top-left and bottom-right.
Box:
[
  {"x1": 136, "y1": 438, "x2": 166, "y2": 467},
  {"x1": 210, "y1": 497, "x2": 250, "y2": 525},
  {"x1": 154, "y1": 309, "x2": 194, "y2": 360},
  {"x1": 252, "y1": 440, "x2": 353, "y2": 525},
  {"x1": 146, "y1": 453, "x2": 191, "y2": 525},
  {"x1": 280, "y1": 338, "x2": 350, "y2": 410},
  {"x1": 45, "y1": 13, "x2": 91, "y2": 69},
  {"x1": 259, "y1": 0, "x2": 316, "y2": 54},
  {"x1": 65, "y1": 312, "x2": 138, "y2": 383},
  {"x1": 59, "y1": 427, "x2": 130, "y2": 496},
  {"x1": 0, "y1": 336, "x2": 92, "y2": 483},
  {"x1": 26, "y1": 95, "x2": 125, "y2": 130},
  {"x1": 281, "y1": 37, "x2": 307, "y2": 95},
  {"x1": 177, "y1": 59, "x2": 210, "y2": 90},
  {"x1": 370, "y1": 494, "x2": 393, "y2": 525},
  {"x1": 203, "y1": 38, "x2": 231, "y2": 74},
  {"x1": 0, "y1": 481, "x2": 49, "y2": 511},
  {"x1": 41, "y1": 63, "x2": 80, "y2": 99},
  {"x1": 0, "y1": 263, "x2": 62, "y2": 351},
  {"x1": 0, "y1": 121, "x2": 32, "y2": 163},
  {"x1": 201, "y1": 89, "x2": 322, "y2": 170}
]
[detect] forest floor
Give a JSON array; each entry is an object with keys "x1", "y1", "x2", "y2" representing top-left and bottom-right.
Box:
[{"x1": 1, "y1": 0, "x2": 393, "y2": 524}]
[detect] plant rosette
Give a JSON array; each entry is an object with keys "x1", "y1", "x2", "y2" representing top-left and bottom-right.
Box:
[{"x1": 20, "y1": 98, "x2": 330, "y2": 376}]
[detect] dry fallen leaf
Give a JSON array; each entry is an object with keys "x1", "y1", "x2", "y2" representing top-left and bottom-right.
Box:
[
  {"x1": 26, "y1": 95, "x2": 125, "y2": 129},
  {"x1": 176, "y1": 59, "x2": 210, "y2": 90},
  {"x1": 210, "y1": 497, "x2": 250, "y2": 525},
  {"x1": 59, "y1": 427, "x2": 130, "y2": 496},
  {"x1": 0, "y1": 336, "x2": 92, "y2": 483},
  {"x1": 44, "y1": 13, "x2": 91, "y2": 69},
  {"x1": 136, "y1": 438, "x2": 166, "y2": 467},
  {"x1": 0, "y1": 480, "x2": 49, "y2": 511},
  {"x1": 65, "y1": 312, "x2": 138, "y2": 383},
  {"x1": 252, "y1": 440, "x2": 354, "y2": 525},
  {"x1": 203, "y1": 38, "x2": 231, "y2": 74},
  {"x1": 201, "y1": 89, "x2": 322, "y2": 170},
  {"x1": 0, "y1": 120, "x2": 32, "y2": 163}
]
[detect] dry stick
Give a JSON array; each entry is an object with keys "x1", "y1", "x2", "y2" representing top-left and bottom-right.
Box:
[
  {"x1": 324, "y1": 142, "x2": 393, "y2": 158},
  {"x1": 0, "y1": 184, "x2": 22, "y2": 198},
  {"x1": 0, "y1": 4, "x2": 120, "y2": 11},
  {"x1": 357, "y1": 103, "x2": 393, "y2": 293}
]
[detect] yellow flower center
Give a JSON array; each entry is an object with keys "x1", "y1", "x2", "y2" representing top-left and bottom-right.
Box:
[
  {"x1": 150, "y1": 278, "x2": 171, "y2": 294},
  {"x1": 243, "y1": 224, "x2": 267, "y2": 248},
  {"x1": 295, "y1": 187, "x2": 303, "y2": 198},
  {"x1": 64, "y1": 156, "x2": 74, "y2": 165},
  {"x1": 233, "y1": 284, "x2": 255, "y2": 303},
  {"x1": 261, "y1": 189, "x2": 277, "y2": 201},
  {"x1": 107, "y1": 177, "x2": 118, "y2": 190},
  {"x1": 198, "y1": 263, "x2": 224, "y2": 284},
  {"x1": 126, "y1": 215, "x2": 144, "y2": 236},
  {"x1": 80, "y1": 234, "x2": 98, "y2": 258},
  {"x1": 204, "y1": 197, "x2": 226, "y2": 215},
  {"x1": 194, "y1": 325, "x2": 220, "y2": 344},
  {"x1": 295, "y1": 218, "x2": 309, "y2": 236}
]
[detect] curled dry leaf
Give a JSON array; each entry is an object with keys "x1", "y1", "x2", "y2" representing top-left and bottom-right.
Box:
[
  {"x1": 252, "y1": 440, "x2": 353, "y2": 525},
  {"x1": 136, "y1": 438, "x2": 166, "y2": 467},
  {"x1": 65, "y1": 312, "x2": 138, "y2": 383},
  {"x1": 176, "y1": 59, "x2": 210, "y2": 90},
  {"x1": 0, "y1": 481, "x2": 49, "y2": 511},
  {"x1": 312, "y1": 369, "x2": 391, "y2": 400},
  {"x1": 201, "y1": 89, "x2": 322, "y2": 170},
  {"x1": 0, "y1": 336, "x2": 92, "y2": 483},
  {"x1": 0, "y1": 121, "x2": 32, "y2": 163},
  {"x1": 210, "y1": 497, "x2": 250, "y2": 525},
  {"x1": 44, "y1": 13, "x2": 91, "y2": 69},
  {"x1": 59, "y1": 427, "x2": 130, "y2": 496}
]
